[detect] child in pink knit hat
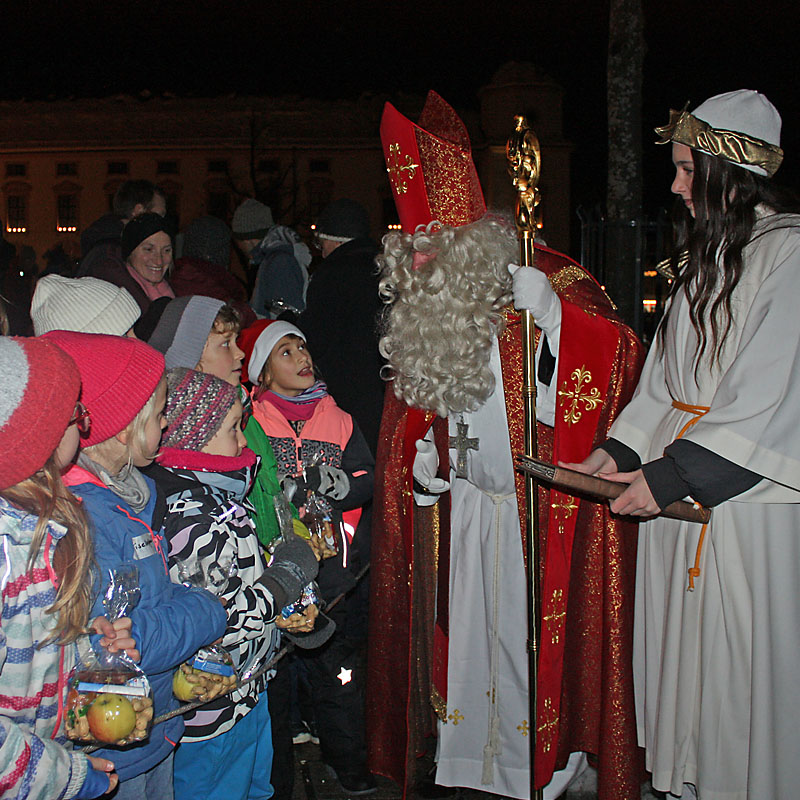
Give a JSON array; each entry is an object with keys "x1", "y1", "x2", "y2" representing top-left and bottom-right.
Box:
[
  {"x1": 43, "y1": 331, "x2": 228, "y2": 797},
  {"x1": 0, "y1": 336, "x2": 138, "y2": 799}
]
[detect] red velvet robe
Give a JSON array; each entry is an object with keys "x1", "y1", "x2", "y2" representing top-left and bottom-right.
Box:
[{"x1": 366, "y1": 245, "x2": 646, "y2": 798}]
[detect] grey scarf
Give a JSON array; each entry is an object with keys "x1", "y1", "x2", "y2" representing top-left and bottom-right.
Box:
[{"x1": 77, "y1": 453, "x2": 151, "y2": 513}]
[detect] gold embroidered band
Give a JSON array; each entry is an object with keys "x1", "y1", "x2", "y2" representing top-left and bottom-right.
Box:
[{"x1": 655, "y1": 107, "x2": 784, "y2": 178}]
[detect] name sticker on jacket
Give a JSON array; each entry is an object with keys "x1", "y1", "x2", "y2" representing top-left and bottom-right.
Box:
[{"x1": 132, "y1": 532, "x2": 157, "y2": 560}]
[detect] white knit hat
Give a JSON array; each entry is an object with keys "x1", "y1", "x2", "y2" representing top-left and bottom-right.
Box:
[
  {"x1": 248, "y1": 321, "x2": 306, "y2": 386},
  {"x1": 31, "y1": 275, "x2": 141, "y2": 336}
]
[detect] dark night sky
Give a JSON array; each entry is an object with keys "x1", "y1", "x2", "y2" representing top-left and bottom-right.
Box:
[{"x1": 2, "y1": 1, "x2": 799, "y2": 213}]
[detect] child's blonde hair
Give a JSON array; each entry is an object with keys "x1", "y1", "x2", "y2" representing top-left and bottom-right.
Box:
[
  {"x1": 85, "y1": 377, "x2": 165, "y2": 472},
  {"x1": 2, "y1": 457, "x2": 95, "y2": 645},
  {"x1": 212, "y1": 304, "x2": 242, "y2": 334}
]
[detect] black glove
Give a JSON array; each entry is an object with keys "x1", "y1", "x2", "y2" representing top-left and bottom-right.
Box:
[{"x1": 258, "y1": 536, "x2": 319, "y2": 610}]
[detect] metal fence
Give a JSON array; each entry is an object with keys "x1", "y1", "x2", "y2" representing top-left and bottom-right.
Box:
[{"x1": 577, "y1": 204, "x2": 673, "y2": 344}]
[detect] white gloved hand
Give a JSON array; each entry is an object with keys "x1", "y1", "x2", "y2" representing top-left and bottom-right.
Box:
[
  {"x1": 508, "y1": 263, "x2": 560, "y2": 336},
  {"x1": 413, "y1": 437, "x2": 451, "y2": 495}
]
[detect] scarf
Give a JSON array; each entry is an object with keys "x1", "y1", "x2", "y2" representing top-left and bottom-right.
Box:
[
  {"x1": 261, "y1": 380, "x2": 328, "y2": 421},
  {"x1": 77, "y1": 452, "x2": 151, "y2": 513},
  {"x1": 126, "y1": 263, "x2": 175, "y2": 303}
]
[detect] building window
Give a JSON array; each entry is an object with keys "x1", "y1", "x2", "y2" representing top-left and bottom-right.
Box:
[
  {"x1": 208, "y1": 159, "x2": 228, "y2": 174},
  {"x1": 207, "y1": 191, "x2": 230, "y2": 220},
  {"x1": 258, "y1": 159, "x2": 279, "y2": 174},
  {"x1": 157, "y1": 160, "x2": 179, "y2": 175},
  {"x1": 306, "y1": 177, "x2": 333, "y2": 221},
  {"x1": 309, "y1": 159, "x2": 330, "y2": 174},
  {"x1": 57, "y1": 162, "x2": 77, "y2": 176},
  {"x1": 5, "y1": 164, "x2": 26, "y2": 178},
  {"x1": 6, "y1": 195, "x2": 27, "y2": 232},
  {"x1": 56, "y1": 194, "x2": 79, "y2": 232},
  {"x1": 107, "y1": 161, "x2": 129, "y2": 176}
]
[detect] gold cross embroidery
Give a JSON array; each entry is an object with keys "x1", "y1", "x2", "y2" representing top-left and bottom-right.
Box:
[
  {"x1": 537, "y1": 697, "x2": 558, "y2": 753},
  {"x1": 517, "y1": 719, "x2": 529, "y2": 737},
  {"x1": 550, "y1": 493, "x2": 578, "y2": 535},
  {"x1": 386, "y1": 143, "x2": 420, "y2": 195},
  {"x1": 543, "y1": 589, "x2": 566, "y2": 645},
  {"x1": 447, "y1": 708, "x2": 464, "y2": 725},
  {"x1": 557, "y1": 366, "x2": 602, "y2": 426}
]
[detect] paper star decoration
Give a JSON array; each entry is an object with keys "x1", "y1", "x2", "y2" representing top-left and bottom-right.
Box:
[{"x1": 337, "y1": 667, "x2": 352, "y2": 685}]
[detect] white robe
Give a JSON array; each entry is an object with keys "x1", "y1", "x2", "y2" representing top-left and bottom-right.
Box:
[
  {"x1": 425, "y1": 333, "x2": 584, "y2": 799},
  {"x1": 609, "y1": 214, "x2": 800, "y2": 800}
]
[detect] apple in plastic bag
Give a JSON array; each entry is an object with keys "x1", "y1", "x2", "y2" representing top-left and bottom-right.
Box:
[{"x1": 87, "y1": 693, "x2": 137, "y2": 742}]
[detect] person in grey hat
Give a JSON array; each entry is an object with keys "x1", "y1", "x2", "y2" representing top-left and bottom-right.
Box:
[
  {"x1": 231, "y1": 199, "x2": 310, "y2": 319},
  {"x1": 571, "y1": 90, "x2": 800, "y2": 800},
  {"x1": 298, "y1": 198, "x2": 384, "y2": 455}
]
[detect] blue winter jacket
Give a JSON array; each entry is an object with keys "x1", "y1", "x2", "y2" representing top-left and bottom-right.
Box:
[{"x1": 65, "y1": 467, "x2": 227, "y2": 781}]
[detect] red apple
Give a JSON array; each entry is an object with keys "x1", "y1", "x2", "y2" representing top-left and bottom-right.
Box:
[{"x1": 86, "y1": 693, "x2": 137, "y2": 743}]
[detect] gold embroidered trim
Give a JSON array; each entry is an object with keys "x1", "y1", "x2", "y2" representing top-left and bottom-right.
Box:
[
  {"x1": 431, "y1": 686, "x2": 447, "y2": 721},
  {"x1": 548, "y1": 264, "x2": 589, "y2": 294},
  {"x1": 537, "y1": 697, "x2": 558, "y2": 753},
  {"x1": 655, "y1": 107, "x2": 784, "y2": 177}
]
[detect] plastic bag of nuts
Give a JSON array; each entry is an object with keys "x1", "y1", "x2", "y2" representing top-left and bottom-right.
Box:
[
  {"x1": 65, "y1": 565, "x2": 154, "y2": 745},
  {"x1": 173, "y1": 646, "x2": 238, "y2": 702},
  {"x1": 65, "y1": 669, "x2": 153, "y2": 745}
]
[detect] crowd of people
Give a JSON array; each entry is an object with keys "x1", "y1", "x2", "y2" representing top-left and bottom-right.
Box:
[{"x1": 1, "y1": 86, "x2": 799, "y2": 800}]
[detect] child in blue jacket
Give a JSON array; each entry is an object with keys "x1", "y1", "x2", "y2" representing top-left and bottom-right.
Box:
[{"x1": 45, "y1": 331, "x2": 227, "y2": 800}]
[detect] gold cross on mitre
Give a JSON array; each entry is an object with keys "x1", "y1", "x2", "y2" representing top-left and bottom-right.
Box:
[
  {"x1": 386, "y1": 143, "x2": 420, "y2": 195},
  {"x1": 557, "y1": 365, "x2": 602, "y2": 426}
]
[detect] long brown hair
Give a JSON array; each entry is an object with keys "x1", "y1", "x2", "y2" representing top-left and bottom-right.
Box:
[
  {"x1": 660, "y1": 150, "x2": 800, "y2": 367},
  {"x1": 2, "y1": 456, "x2": 95, "y2": 645}
]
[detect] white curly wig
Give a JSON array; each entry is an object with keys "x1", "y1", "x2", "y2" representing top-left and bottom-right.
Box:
[{"x1": 377, "y1": 214, "x2": 516, "y2": 417}]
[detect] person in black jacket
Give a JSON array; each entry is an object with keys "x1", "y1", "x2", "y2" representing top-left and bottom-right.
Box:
[{"x1": 298, "y1": 199, "x2": 385, "y2": 457}]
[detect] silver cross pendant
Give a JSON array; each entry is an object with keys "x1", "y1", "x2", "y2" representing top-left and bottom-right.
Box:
[{"x1": 449, "y1": 418, "x2": 479, "y2": 479}]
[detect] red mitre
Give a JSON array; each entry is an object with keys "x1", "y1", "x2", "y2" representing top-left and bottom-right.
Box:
[{"x1": 380, "y1": 91, "x2": 486, "y2": 233}]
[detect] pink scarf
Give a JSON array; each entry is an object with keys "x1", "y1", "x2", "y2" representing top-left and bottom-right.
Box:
[{"x1": 126, "y1": 263, "x2": 175, "y2": 303}]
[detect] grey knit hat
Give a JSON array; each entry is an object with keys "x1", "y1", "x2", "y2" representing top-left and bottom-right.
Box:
[
  {"x1": 163, "y1": 367, "x2": 238, "y2": 450},
  {"x1": 182, "y1": 215, "x2": 232, "y2": 268},
  {"x1": 31, "y1": 275, "x2": 141, "y2": 336},
  {"x1": 232, "y1": 199, "x2": 274, "y2": 241},
  {"x1": 315, "y1": 198, "x2": 370, "y2": 242},
  {"x1": 147, "y1": 295, "x2": 225, "y2": 369}
]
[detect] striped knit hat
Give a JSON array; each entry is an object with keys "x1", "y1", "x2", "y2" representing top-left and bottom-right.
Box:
[
  {"x1": 42, "y1": 331, "x2": 165, "y2": 447},
  {"x1": 31, "y1": 275, "x2": 141, "y2": 336},
  {"x1": 0, "y1": 336, "x2": 81, "y2": 489},
  {"x1": 163, "y1": 368, "x2": 238, "y2": 450}
]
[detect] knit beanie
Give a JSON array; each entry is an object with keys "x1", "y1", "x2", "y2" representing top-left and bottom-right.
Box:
[
  {"x1": 163, "y1": 367, "x2": 238, "y2": 450},
  {"x1": 147, "y1": 295, "x2": 225, "y2": 370},
  {"x1": 181, "y1": 215, "x2": 232, "y2": 268},
  {"x1": 248, "y1": 321, "x2": 306, "y2": 387},
  {"x1": 31, "y1": 275, "x2": 141, "y2": 336},
  {"x1": 237, "y1": 319, "x2": 272, "y2": 384},
  {"x1": 315, "y1": 198, "x2": 370, "y2": 242},
  {"x1": 122, "y1": 212, "x2": 175, "y2": 260},
  {"x1": 42, "y1": 331, "x2": 165, "y2": 447},
  {"x1": 0, "y1": 336, "x2": 81, "y2": 490},
  {"x1": 231, "y1": 199, "x2": 273, "y2": 241}
]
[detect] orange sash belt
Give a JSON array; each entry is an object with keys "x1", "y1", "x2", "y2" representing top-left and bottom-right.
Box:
[{"x1": 670, "y1": 399, "x2": 711, "y2": 590}]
